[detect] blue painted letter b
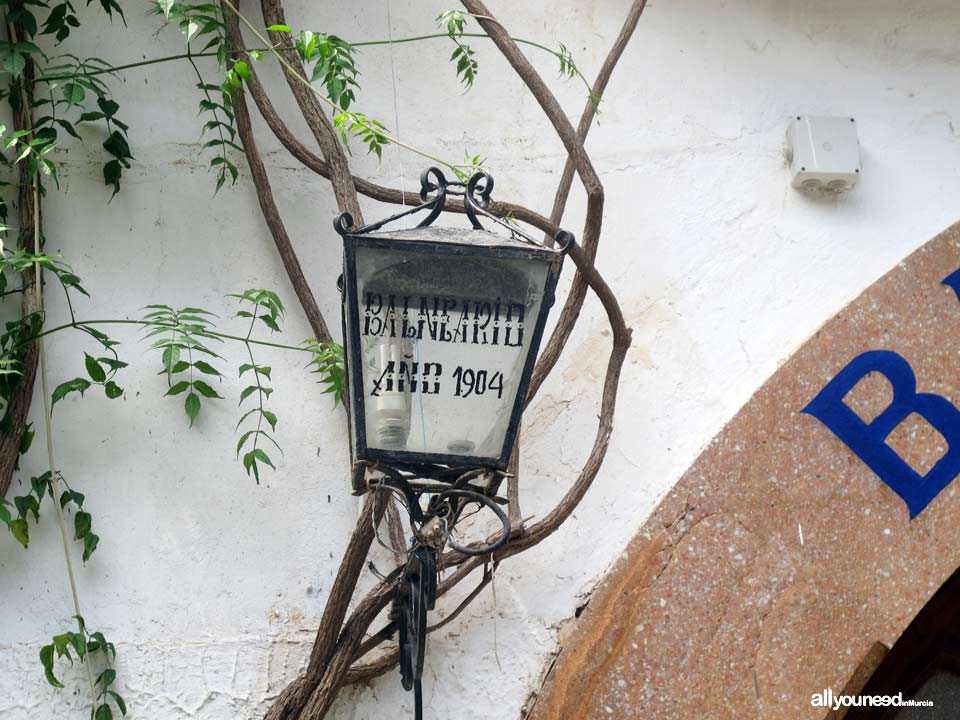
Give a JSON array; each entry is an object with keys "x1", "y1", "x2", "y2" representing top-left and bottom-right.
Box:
[{"x1": 803, "y1": 350, "x2": 960, "y2": 518}]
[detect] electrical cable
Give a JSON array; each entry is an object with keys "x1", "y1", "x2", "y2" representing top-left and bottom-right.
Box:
[{"x1": 386, "y1": 0, "x2": 405, "y2": 205}]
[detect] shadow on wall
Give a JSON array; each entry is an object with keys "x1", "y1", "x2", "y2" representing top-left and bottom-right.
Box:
[{"x1": 843, "y1": 562, "x2": 960, "y2": 720}]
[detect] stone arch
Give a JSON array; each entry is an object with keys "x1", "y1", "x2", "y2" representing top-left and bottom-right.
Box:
[{"x1": 531, "y1": 222, "x2": 960, "y2": 720}]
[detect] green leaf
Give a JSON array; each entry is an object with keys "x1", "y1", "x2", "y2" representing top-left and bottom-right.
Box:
[
  {"x1": 262, "y1": 410, "x2": 278, "y2": 431},
  {"x1": 51, "y1": 377, "x2": 91, "y2": 407},
  {"x1": 88, "y1": 630, "x2": 108, "y2": 655},
  {"x1": 242, "y1": 449, "x2": 261, "y2": 482},
  {"x1": 19, "y1": 425, "x2": 35, "y2": 457},
  {"x1": 252, "y1": 448, "x2": 274, "y2": 469},
  {"x1": 103, "y1": 159, "x2": 122, "y2": 197},
  {"x1": 185, "y1": 392, "x2": 201, "y2": 425},
  {"x1": 97, "y1": 0, "x2": 125, "y2": 20},
  {"x1": 97, "y1": 668, "x2": 116, "y2": 689},
  {"x1": 98, "y1": 357, "x2": 129, "y2": 372},
  {"x1": 52, "y1": 633, "x2": 70, "y2": 656},
  {"x1": 40, "y1": 644, "x2": 64, "y2": 688},
  {"x1": 192, "y1": 379, "x2": 222, "y2": 399},
  {"x1": 107, "y1": 692, "x2": 126, "y2": 716},
  {"x1": 97, "y1": 96, "x2": 119, "y2": 118},
  {"x1": 104, "y1": 381, "x2": 123, "y2": 399},
  {"x1": 61, "y1": 489, "x2": 84, "y2": 509},
  {"x1": 15, "y1": 494, "x2": 38, "y2": 521},
  {"x1": 103, "y1": 131, "x2": 132, "y2": 161},
  {"x1": 40, "y1": 158, "x2": 59, "y2": 186},
  {"x1": 31, "y1": 474, "x2": 48, "y2": 501},
  {"x1": 3, "y1": 52, "x2": 25, "y2": 78},
  {"x1": 236, "y1": 429, "x2": 254, "y2": 455},
  {"x1": 9, "y1": 518, "x2": 28, "y2": 547},
  {"x1": 95, "y1": 702, "x2": 113, "y2": 720},
  {"x1": 233, "y1": 60, "x2": 251, "y2": 81},
  {"x1": 13, "y1": 41, "x2": 42, "y2": 55},
  {"x1": 181, "y1": 19, "x2": 199, "y2": 43},
  {"x1": 85, "y1": 353, "x2": 106, "y2": 383},
  {"x1": 192, "y1": 360, "x2": 221, "y2": 376},
  {"x1": 437, "y1": 9, "x2": 467, "y2": 37},
  {"x1": 55, "y1": 118, "x2": 80, "y2": 140},
  {"x1": 61, "y1": 82, "x2": 85, "y2": 105},
  {"x1": 58, "y1": 271, "x2": 90, "y2": 298},
  {"x1": 74, "y1": 511, "x2": 91, "y2": 540},
  {"x1": 82, "y1": 532, "x2": 99, "y2": 562},
  {"x1": 239, "y1": 385, "x2": 258, "y2": 404},
  {"x1": 16, "y1": 9, "x2": 38, "y2": 37},
  {"x1": 162, "y1": 345, "x2": 180, "y2": 373},
  {"x1": 165, "y1": 380, "x2": 190, "y2": 396},
  {"x1": 260, "y1": 315, "x2": 280, "y2": 332},
  {"x1": 67, "y1": 631, "x2": 86, "y2": 660}
]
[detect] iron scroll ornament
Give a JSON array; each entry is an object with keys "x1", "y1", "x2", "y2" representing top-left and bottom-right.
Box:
[{"x1": 333, "y1": 167, "x2": 574, "y2": 251}]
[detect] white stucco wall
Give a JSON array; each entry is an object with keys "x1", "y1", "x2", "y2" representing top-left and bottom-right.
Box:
[{"x1": 3, "y1": 1, "x2": 960, "y2": 717}]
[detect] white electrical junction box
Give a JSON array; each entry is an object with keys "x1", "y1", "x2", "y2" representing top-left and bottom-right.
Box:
[{"x1": 786, "y1": 115, "x2": 861, "y2": 195}]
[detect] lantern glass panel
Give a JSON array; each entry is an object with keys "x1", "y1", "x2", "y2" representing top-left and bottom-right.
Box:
[{"x1": 352, "y1": 241, "x2": 550, "y2": 463}]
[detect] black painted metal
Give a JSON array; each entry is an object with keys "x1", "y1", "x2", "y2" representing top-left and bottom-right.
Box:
[
  {"x1": 399, "y1": 547, "x2": 433, "y2": 692},
  {"x1": 387, "y1": 469, "x2": 510, "y2": 720},
  {"x1": 333, "y1": 167, "x2": 547, "y2": 244},
  {"x1": 337, "y1": 169, "x2": 570, "y2": 490},
  {"x1": 335, "y1": 169, "x2": 572, "y2": 719}
]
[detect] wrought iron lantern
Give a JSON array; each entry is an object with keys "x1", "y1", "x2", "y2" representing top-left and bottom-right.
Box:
[
  {"x1": 335, "y1": 167, "x2": 572, "y2": 719},
  {"x1": 337, "y1": 168, "x2": 568, "y2": 492}
]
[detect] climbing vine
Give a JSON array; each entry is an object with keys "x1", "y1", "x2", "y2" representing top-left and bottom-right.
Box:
[
  {"x1": 232, "y1": 288, "x2": 283, "y2": 482},
  {"x1": 0, "y1": 1, "x2": 604, "y2": 717}
]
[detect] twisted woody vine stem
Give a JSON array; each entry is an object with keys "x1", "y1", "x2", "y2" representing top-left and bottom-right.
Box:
[
  {"x1": 230, "y1": 1, "x2": 646, "y2": 717},
  {"x1": 0, "y1": 0, "x2": 646, "y2": 716}
]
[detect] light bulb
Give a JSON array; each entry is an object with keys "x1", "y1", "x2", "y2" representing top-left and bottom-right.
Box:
[{"x1": 375, "y1": 339, "x2": 412, "y2": 450}]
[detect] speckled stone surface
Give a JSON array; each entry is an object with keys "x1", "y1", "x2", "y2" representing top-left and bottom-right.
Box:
[{"x1": 531, "y1": 224, "x2": 960, "y2": 720}]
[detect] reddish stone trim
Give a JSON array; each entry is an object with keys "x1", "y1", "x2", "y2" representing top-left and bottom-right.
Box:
[{"x1": 532, "y1": 223, "x2": 960, "y2": 719}]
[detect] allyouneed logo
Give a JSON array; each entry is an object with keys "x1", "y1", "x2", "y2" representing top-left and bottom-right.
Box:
[{"x1": 811, "y1": 688, "x2": 933, "y2": 710}]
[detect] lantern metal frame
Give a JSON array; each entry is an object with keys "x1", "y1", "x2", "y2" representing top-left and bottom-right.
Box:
[{"x1": 336, "y1": 168, "x2": 572, "y2": 491}]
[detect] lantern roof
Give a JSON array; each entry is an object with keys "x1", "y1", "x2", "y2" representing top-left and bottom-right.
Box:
[
  {"x1": 357, "y1": 226, "x2": 560, "y2": 260},
  {"x1": 334, "y1": 167, "x2": 574, "y2": 258}
]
